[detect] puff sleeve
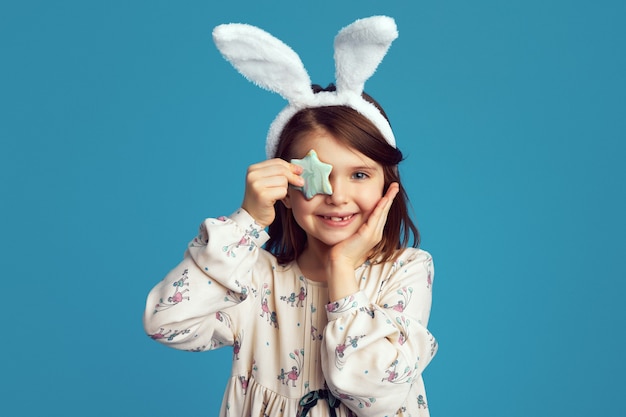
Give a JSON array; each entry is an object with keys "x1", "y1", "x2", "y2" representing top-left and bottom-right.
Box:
[
  {"x1": 143, "y1": 209, "x2": 269, "y2": 352},
  {"x1": 321, "y1": 249, "x2": 437, "y2": 416}
]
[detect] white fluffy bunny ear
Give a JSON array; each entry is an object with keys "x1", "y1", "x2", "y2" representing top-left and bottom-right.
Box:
[
  {"x1": 213, "y1": 23, "x2": 314, "y2": 105},
  {"x1": 334, "y1": 16, "x2": 398, "y2": 95}
]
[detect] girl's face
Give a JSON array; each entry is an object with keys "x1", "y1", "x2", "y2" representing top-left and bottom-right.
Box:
[{"x1": 283, "y1": 129, "x2": 386, "y2": 249}]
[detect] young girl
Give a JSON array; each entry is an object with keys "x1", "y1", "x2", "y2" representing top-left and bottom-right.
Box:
[{"x1": 144, "y1": 16, "x2": 437, "y2": 417}]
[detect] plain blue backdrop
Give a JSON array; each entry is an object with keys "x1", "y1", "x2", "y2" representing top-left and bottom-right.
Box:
[{"x1": 1, "y1": 1, "x2": 625, "y2": 416}]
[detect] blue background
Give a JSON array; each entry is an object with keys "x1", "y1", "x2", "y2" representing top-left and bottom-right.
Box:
[{"x1": 1, "y1": 1, "x2": 625, "y2": 416}]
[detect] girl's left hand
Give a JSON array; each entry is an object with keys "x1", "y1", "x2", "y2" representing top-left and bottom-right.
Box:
[{"x1": 329, "y1": 182, "x2": 400, "y2": 269}]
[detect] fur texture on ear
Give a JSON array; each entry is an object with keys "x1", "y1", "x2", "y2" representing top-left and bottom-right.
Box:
[
  {"x1": 212, "y1": 23, "x2": 314, "y2": 105},
  {"x1": 212, "y1": 16, "x2": 398, "y2": 158},
  {"x1": 334, "y1": 16, "x2": 398, "y2": 96}
]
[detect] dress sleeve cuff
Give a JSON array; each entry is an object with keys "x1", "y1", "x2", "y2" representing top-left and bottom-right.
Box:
[
  {"x1": 325, "y1": 291, "x2": 370, "y2": 321},
  {"x1": 229, "y1": 208, "x2": 270, "y2": 245}
]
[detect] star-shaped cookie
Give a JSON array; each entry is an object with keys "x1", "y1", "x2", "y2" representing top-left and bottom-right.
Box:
[{"x1": 290, "y1": 149, "x2": 333, "y2": 199}]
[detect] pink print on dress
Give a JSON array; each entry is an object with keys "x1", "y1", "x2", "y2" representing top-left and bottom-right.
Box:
[
  {"x1": 277, "y1": 348, "x2": 304, "y2": 387},
  {"x1": 280, "y1": 286, "x2": 307, "y2": 307},
  {"x1": 148, "y1": 327, "x2": 190, "y2": 342},
  {"x1": 238, "y1": 375, "x2": 249, "y2": 395},
  {"x1": 383, "y1": 286, "x2": 413, "y2": 312},
  {"x1": 259, "y1": 283, "x2": 279, "y2": 328},
  {"x1": 153, "y1": 269, "x2": 190, "y2": 313},
  {"x1": 327, "y1": 295, "x2": 357, "y2": 313},
  {"x1": 287, "y1": 349, "x2": 304, "y2": 387},
  {"x1": 395, "y1": 315, "x2": 410, "y2": 345},
  {"x1": 335, "y1": 335, "x2": 365, "y2": 370},
  {"x1": 216, "y1": 311, "x2": 233, "y2": 328},
  {"x1": 233, "y1": 330, "x2": 244, "y2": 360},
  {"x1": 222, "y1": 224, "x2": 262, "y2": 257},
  {"x1": 382, "y1": 359, "x2": 415, "y2": 384}
]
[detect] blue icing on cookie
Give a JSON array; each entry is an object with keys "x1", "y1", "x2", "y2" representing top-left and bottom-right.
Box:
[{"x1": 290, "y1": 150, "x2": 333, "y2": 199}]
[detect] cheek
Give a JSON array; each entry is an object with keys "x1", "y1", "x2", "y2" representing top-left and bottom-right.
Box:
[
  {"x1": 289, "y1": 193, "x2": 317, "y2": 219},
  {"x1": 362, "y1": 197, "x2": 380, "y2": 214},
  {"x1": 360, "y1": 185, "x2": 385, "y2": 212},
  {"x1": 288, "y1": 191, "x2": 307, "y2": 211}
]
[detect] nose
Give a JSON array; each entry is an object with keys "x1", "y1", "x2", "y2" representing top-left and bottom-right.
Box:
[{"x1": 325, "y1": 176, "x2": 348, "y2": 206}]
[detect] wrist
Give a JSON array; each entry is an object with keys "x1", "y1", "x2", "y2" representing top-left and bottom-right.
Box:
[
  {"x1": 329, "y1": 253, "x2": 367, "y2": 271},
  {"x1": 241, "y1": 203, "x2": 270, "y2": 228},
  {"x1": 327, "y1": 262, "x2": 359, "y2": 302}
]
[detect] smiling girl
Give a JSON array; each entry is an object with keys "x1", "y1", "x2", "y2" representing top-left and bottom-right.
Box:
[{"x1": 144, "y1": 17, "x2": 437, "y2": 417}]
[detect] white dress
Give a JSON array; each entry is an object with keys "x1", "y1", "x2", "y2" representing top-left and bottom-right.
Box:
[{"x1": 144, "y1": 209, "x2": 437, "y2": 417}]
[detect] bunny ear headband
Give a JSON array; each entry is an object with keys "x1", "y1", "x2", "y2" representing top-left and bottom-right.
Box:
[{"x1": 212, "y1": 15, "x2": 398, "y2": 159}]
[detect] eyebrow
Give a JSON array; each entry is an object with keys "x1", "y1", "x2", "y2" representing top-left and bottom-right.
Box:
[
  {"x1": 350, "y1": 165, "x2": 378, "y2": 171},
  {"x1": 338, "y1": 165, "x2": 381, "y2": 175}
]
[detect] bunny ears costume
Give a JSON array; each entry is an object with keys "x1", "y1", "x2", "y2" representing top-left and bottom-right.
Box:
[{"x1": 212, "y1": 16, "x2": 398, "y2": 158}]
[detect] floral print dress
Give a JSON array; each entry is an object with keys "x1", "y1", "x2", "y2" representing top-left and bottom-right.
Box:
[{"x1": 144, "y1": 209, "x2": 437, "y2": 417}]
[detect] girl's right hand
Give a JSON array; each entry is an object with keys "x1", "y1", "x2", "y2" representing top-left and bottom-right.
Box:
[{"x1": 241, "y1": 159, "x2": 304, "y2": 227}]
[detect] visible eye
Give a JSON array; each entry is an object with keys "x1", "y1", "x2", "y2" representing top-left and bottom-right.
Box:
[{"x1": 351, "y1": 171, "x2": 369, "y2": 180}]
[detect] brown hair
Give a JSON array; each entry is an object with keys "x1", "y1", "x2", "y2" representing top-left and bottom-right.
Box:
[{"x1": 266, "y1": 85, "x2": 420, "y2": 264}]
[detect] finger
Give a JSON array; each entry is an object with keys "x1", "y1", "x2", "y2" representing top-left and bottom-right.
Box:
[
  {"x1": 251, "y1": 175, "x2": 290, "y2": 191},
  {"x1": 248, "y1": 161, "x2": 304, "y2": 188},
  {"x1": 261, "y1": 158, "x2": 303, "y2": 177},
  {"x1": 248, "y1": 159, "x2": 290, "y2": 175},
  {"x1": 289, "y1": 162, "x2": 304, "y2": 175},
  {"x1": 261, "y1": 187, "x2": 291, "y2": 204},
  {"x1": 264, "y1": 160, "x2": 304, "y2": 186},
  {"x1": 373, "y1": 183, "x2": 399, "y2": 218},
  {"x1": 287, "y1": 167, "x2": 305, "y2": 187},
  {"x1": 384, "y1": 182, "x2": 400, "y2": 202},
  {"x1": 263, "y1": 159, "x2": 304, "y2": 185},
  {"x1": 381, "y1": 183, "x2": 400, "y2": 213},
  {"x1": 369, "y1": 183, "x2": 400, "y2": 234}
]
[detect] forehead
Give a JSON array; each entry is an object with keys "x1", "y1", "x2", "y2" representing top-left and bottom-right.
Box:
[{"x1": 292, "y1": 130, "x2": 379, "y2": 168}]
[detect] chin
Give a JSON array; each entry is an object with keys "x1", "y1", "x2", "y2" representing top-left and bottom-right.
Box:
[{"x1": 314, "y1": 231, "x2": 357, "y2": 248}]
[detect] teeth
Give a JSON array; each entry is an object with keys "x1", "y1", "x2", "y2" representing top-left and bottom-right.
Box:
[{"x1": 324, "y1": 215, "x2": 352, "y2": 221}]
